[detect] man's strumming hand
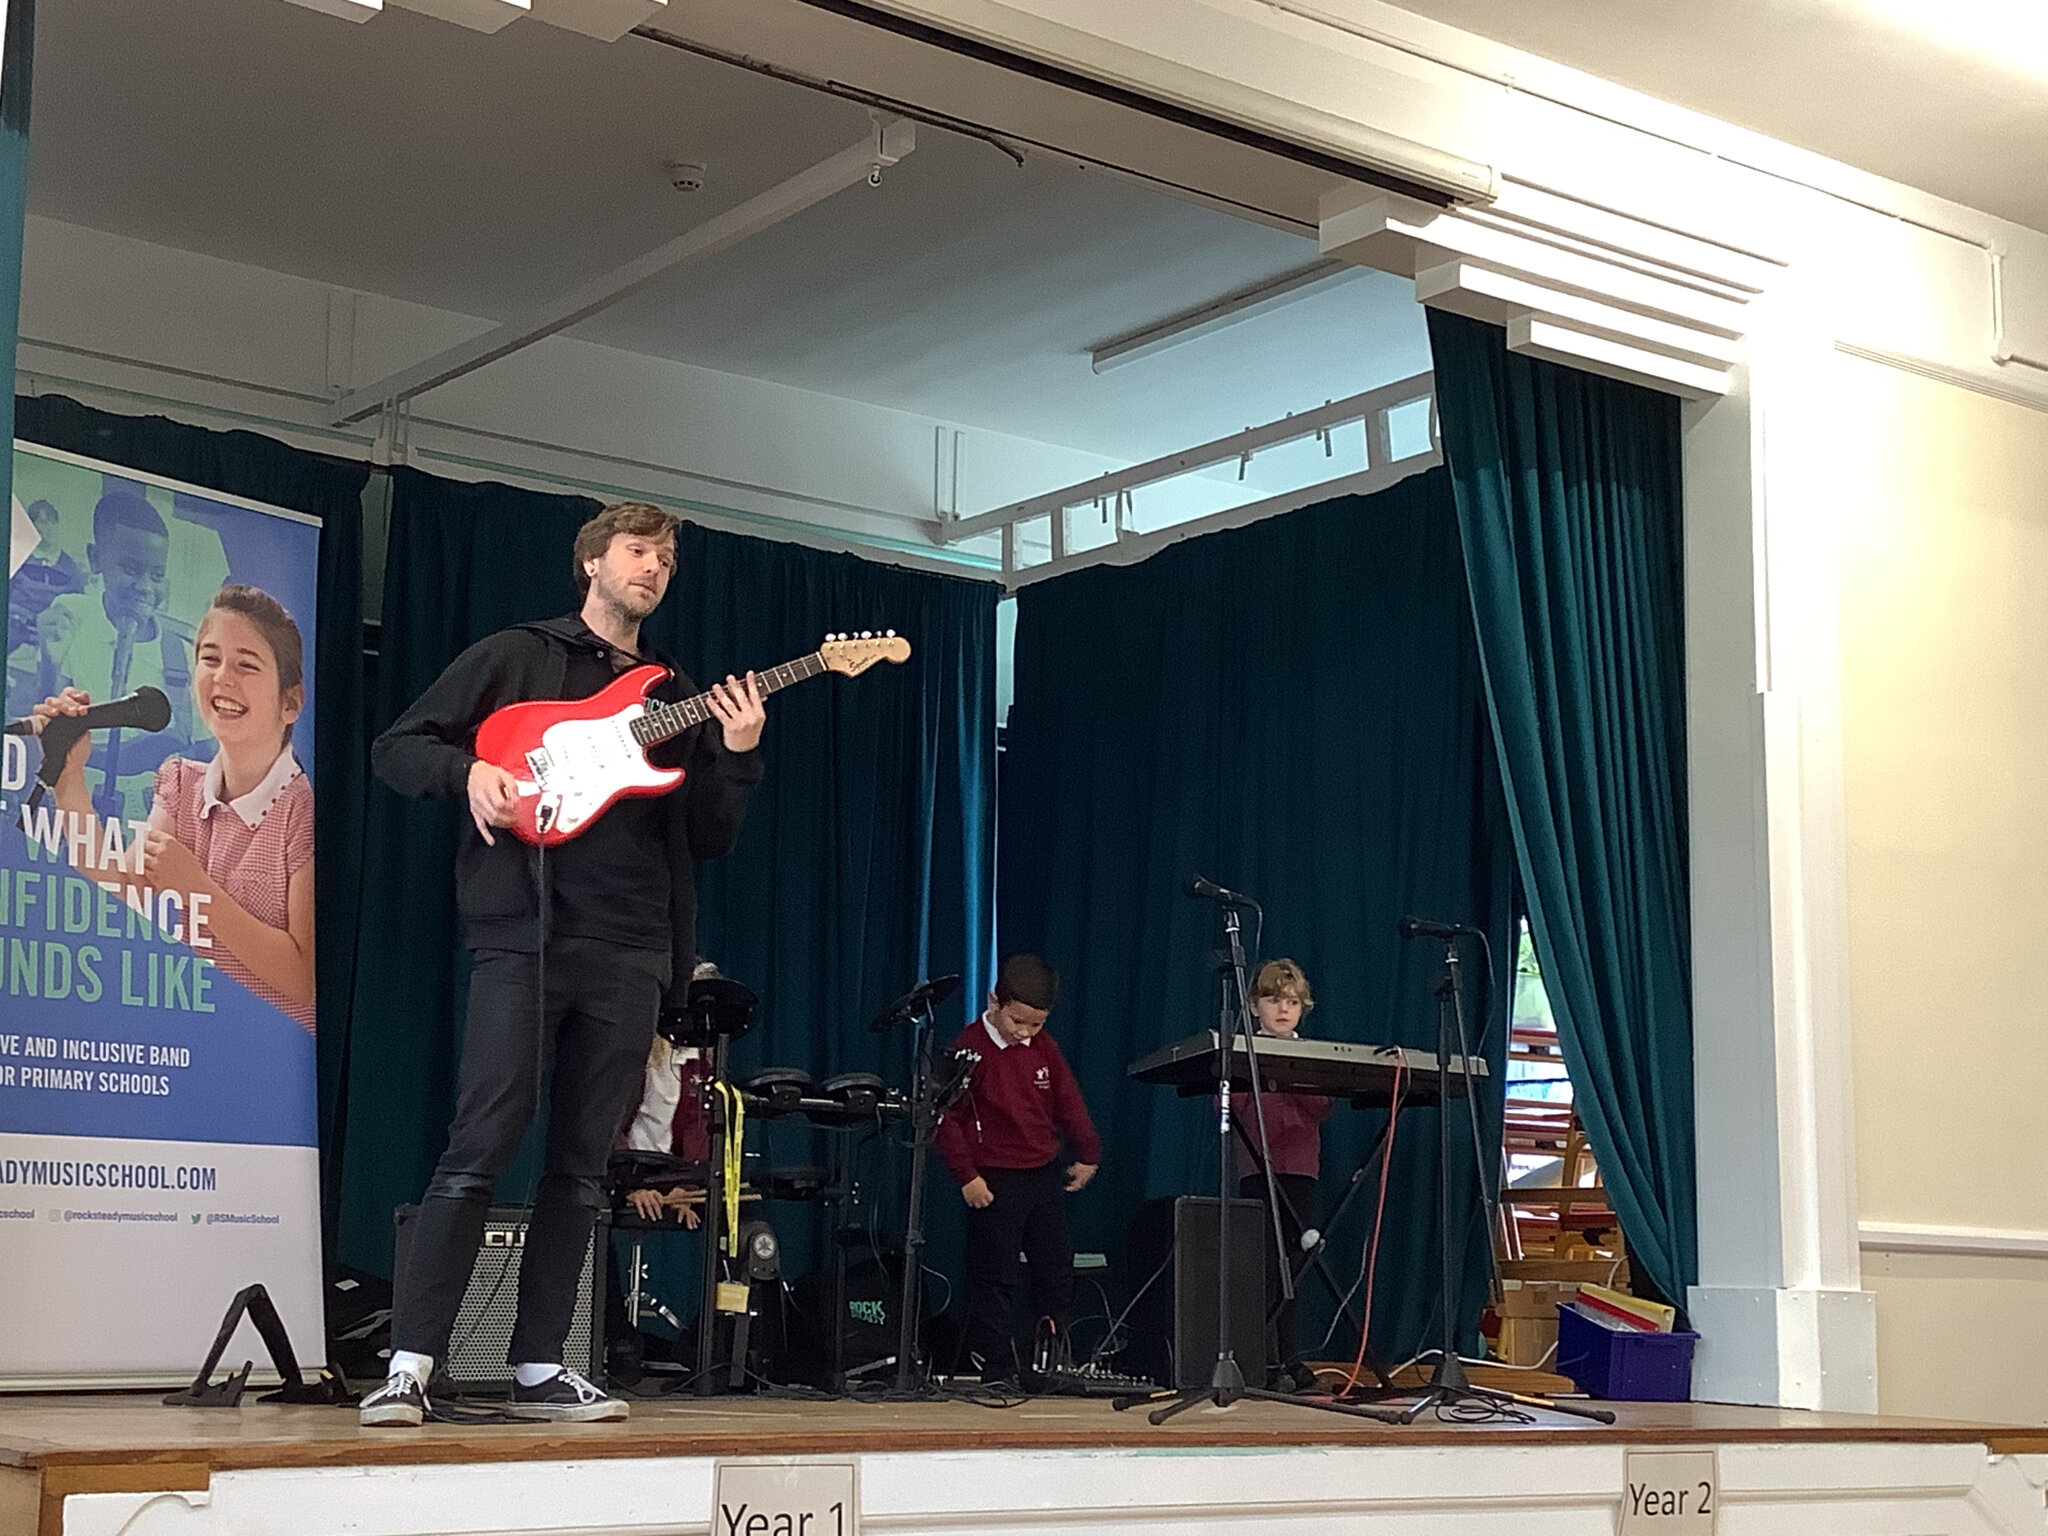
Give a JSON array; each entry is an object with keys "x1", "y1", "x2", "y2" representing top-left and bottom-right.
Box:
[{"x1": 466, "y1": 759, "x2": 521, "y2": 845}]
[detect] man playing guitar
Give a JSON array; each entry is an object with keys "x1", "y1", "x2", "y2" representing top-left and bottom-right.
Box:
[{"x1": 360, "y1": 501, "x2": 766, "y2": 1427}]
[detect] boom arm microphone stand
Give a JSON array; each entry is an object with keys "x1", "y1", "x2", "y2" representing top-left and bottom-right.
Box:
[
  {"x1": 1117, "y1": 883, "x2": 1405, "y2": 1425},
  {"x1": 1381, "y1": 927, "x2": 1612, "y2": 1426}
]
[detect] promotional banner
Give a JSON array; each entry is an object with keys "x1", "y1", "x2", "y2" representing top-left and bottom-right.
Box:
[{"x1": 0, "y1": 442, "x2": 323, "y2": 1385}]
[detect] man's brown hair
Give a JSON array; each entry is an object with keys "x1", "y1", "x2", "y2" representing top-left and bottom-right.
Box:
[
  {"x1": 572, "y1": 501, "x2": 679, "y2": 599},
  {"x1": 994, "y1": 953, "x2": 1060, "y2": 1012}
]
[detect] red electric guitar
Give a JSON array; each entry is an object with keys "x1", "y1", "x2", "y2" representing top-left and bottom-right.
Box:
[{"x1": 473, "y1": 631, "x2": 911, "y2": 846}]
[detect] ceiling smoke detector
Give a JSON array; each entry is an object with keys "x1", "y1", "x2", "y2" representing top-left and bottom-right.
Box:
[{"x1": 667, "y1": 160, "x2": 708, "y2": 193}]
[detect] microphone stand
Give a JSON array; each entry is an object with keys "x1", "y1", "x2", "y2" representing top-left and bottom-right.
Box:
[
  {"x1": 890, "y1": 990, "x2": 940, "y2": 1395},
  {"x1": 1381, "y1": 934, "x2": 1612, "y2": 1426},
  {"x1": 1117, "y1": 892, "x2": 1405, "y2": 1425}
]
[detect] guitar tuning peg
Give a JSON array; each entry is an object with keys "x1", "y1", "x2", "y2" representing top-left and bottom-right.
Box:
[
  {"x1": 885, "y1": 629, "x2": 896, "y2": 638},
  {"x1": 861, "y1": 630, "x2": 873, "y2": 640}
]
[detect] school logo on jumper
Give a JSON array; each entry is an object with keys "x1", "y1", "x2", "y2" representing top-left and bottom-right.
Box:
[{"x1": 1034, "y1": 1065, "x2": 1050, "y2": 1090}]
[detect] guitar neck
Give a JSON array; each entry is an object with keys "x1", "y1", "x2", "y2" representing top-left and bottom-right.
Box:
[{"x1": 631, "y1": 652, "x2": 824, "y2": 746}]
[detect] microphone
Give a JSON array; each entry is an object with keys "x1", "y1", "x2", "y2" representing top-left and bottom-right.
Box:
[
  {"x1": 8, "y1": 687, "x2": 173, "y2": 739},
  {"x1": 1398, "y1": 915, "x2": 1483, "y2": 942},
  {"x1": 1184, "y1": 874, "x2": 1257, "y2": 906}
]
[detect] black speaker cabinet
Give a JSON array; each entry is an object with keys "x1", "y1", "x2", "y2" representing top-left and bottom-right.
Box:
[
  {"x1": 392, "y1": 1205, "x2": 608, "y2": 1393},
  {"x1": 1126, "y1": 1196, "x2": 1267, "y2": 1389}
]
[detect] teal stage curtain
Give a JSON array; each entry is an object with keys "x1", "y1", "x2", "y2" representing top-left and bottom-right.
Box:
[
  {"x1": 11, "y1": 394, "x2": 372, "y2": 1246},
  {"x1": 332, "y1": 467, "x2": 998, "y2": 1279},
  {"x1": 0, "y1": 0, "x2": 34, "y2": 608},
  {"x1": 999, "y1": 467, "x2": 1517, "y2": 1365},
  {"x1": 1426, "y1": 308, "x2": 1696, "y2": 1308}
]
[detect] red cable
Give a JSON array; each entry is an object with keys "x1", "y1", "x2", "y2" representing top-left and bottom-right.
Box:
[{"x1": 1337, "y1": 1053, "x2": 1404, "y2": 1397}]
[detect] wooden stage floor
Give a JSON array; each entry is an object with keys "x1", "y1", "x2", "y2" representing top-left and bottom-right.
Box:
[
  {"x1": 8, "y1": 1390, "x2": 2048, "y2": 1536},
  {"x1": 5, "y1": 1388, "x2": 2043, "y2": 1472}
]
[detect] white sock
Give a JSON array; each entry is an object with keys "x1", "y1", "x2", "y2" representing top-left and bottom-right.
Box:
[
  {"x1": 388, "y1": 1351, "x2": 434, "y2": 1384},
  {"x1": 514, "y1": 1362, "x2": 562, "y2": 1387}
]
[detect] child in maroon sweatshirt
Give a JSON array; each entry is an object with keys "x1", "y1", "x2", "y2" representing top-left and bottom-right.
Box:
[
  {"x1": 935, "y1": 954, "x2": 1101, "y2": 1383},
  {"x1": 1230, "y1": 958, "x2": 1331, "y2": 1381}
]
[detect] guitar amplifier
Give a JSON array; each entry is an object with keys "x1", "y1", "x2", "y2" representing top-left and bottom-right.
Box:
[{"x1": 392, "y1": 1205, "x2": 608, "y2": 1393}]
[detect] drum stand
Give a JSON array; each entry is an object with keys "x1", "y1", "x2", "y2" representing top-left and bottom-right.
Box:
[{"x1": 695, "y1": 1024, "x2": 740, "y2": 1392}]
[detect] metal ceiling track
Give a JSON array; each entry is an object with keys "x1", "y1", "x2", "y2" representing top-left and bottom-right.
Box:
[
  {"x1": 941, "y1": 370, "x2": 1435, "y2": 549},
  {"x1": 332, "y1": 117, "x2": 916, "y2": 424}
]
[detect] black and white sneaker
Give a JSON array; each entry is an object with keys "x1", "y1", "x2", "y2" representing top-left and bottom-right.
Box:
[
  {"x1": 359, "y1": 1370, "x2": 428, "y2": 1428},
  {"x1": 506, "y1": 1367, "x2": 629, "y2": 1423}
]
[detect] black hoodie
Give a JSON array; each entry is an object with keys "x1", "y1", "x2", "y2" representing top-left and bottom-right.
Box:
[{"x1": 370, "y1": 615, "x2": 764, "y2": 1005}]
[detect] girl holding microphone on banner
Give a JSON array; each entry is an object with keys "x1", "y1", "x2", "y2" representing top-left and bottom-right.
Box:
[{"x1": 27, "y1": 584, "x2": 317, "y2": 1033}]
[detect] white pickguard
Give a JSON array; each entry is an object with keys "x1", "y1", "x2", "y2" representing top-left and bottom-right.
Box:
[{"x1": 517, "y1": 701, "x2": 674, "y2": 836}]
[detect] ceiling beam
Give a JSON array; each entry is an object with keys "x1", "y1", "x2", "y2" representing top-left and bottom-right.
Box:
[
  {"x1": 332, "y1": 117, "x2": 916, "y2": 424},
  {"x1": 1088, "y1": 258, "x2": 1366, "y2": 372}
]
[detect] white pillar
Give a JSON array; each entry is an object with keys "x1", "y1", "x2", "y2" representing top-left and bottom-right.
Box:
[{"x1": 1684, "y1": 308, "x2": 1877, "y2": 1409}]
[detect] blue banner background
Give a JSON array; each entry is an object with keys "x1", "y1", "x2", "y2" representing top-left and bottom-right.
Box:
[{"x1": 0, "y1": 444, "x2": 320, "y2": 1149}]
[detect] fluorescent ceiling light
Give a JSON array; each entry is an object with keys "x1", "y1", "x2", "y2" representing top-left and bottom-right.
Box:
[
  {"x1": 1089, "y1": 260, "x2": 1368, "y2": 373},
  {"x1": 528, "y1": 0, "x2": 664, "y2": 41},
  {"x1": 385, "y1": 0, "x2": 529, "y2": 33},
  {"x1": 279, "y1": 0, "x2": 381, "y2": 19},
  {"x1": 1848, "y1": 0, "x2": 2048, "y2": 83}
]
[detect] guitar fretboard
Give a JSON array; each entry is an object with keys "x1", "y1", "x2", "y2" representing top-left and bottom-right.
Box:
[{"x1": 630, "y1": 652, "x2": 826, "y2": 746}]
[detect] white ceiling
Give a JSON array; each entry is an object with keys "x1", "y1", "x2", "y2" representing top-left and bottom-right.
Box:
[
  {"x1": 26, "y1": 0, "x2": 1428, "y2": 467},
  {"x1": 1389, "y1": 0, "x2": 2048, "y2": 234}
]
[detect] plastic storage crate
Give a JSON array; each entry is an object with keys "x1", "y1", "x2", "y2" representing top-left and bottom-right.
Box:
[{"x1": 1554, "y1": 1302, "x2": 1698, "y2": 1401}]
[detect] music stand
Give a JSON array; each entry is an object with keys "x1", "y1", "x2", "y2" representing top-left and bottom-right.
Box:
[
  {"x1": 1116, "y1": 892, "x2": 1405, "y2": 1426},
  {"x1": 1372, "y1": 934, "x2": 1613, "y2": 1426}
]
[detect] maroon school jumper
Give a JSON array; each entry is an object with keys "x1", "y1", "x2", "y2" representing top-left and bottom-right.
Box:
[
  {"x1": 1229, "y1": 1083, "x2": 1331, "y2": 1180},
  {"x1": 936, "y1": 1015, "x2": 1103, "y2": 1183}
]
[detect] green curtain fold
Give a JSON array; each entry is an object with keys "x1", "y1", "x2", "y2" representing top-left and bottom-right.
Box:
[
  {"x1": 11, "y1": 392, "x2": 372, "y2": 1250},
  {"x1": 1425, "y1": 308, "x2": 1696, "y2": 1307},
  {"x1": 333, "y1": 467, "x2": 998, "y2": 1279},
  {"x1": 999, "y1": 467, "x2": 1517, "y2": 1364}
]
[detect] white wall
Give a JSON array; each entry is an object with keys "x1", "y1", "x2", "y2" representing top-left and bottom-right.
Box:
[{"x1": 1828, "y1": 352, "x2": 2048, "y2": 1424}]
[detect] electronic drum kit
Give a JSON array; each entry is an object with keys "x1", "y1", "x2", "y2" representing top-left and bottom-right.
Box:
[{"x1": 636, "y1": 969, "x2": 978, "y2": 1393}]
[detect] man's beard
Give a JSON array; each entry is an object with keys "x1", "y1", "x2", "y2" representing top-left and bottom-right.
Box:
[{"x1": 593, "y1": 571, "x2": 659, "y2": 623}]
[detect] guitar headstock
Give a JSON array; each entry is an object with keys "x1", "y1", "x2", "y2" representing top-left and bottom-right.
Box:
[{"x1": 820, "y1": 631, "x2": 912, "y2": 675}]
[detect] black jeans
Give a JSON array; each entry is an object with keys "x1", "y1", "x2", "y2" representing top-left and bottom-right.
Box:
[
  {"x1": 961, "y1": 1161, "x2": 1074, "y2": 1378},
  {"x1": 391, "y1": 937, "x2": 667, "y2": 1366},
  {"x1": 1241, "y1": 1171, "x2": 1317, "y2": 1370}
]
